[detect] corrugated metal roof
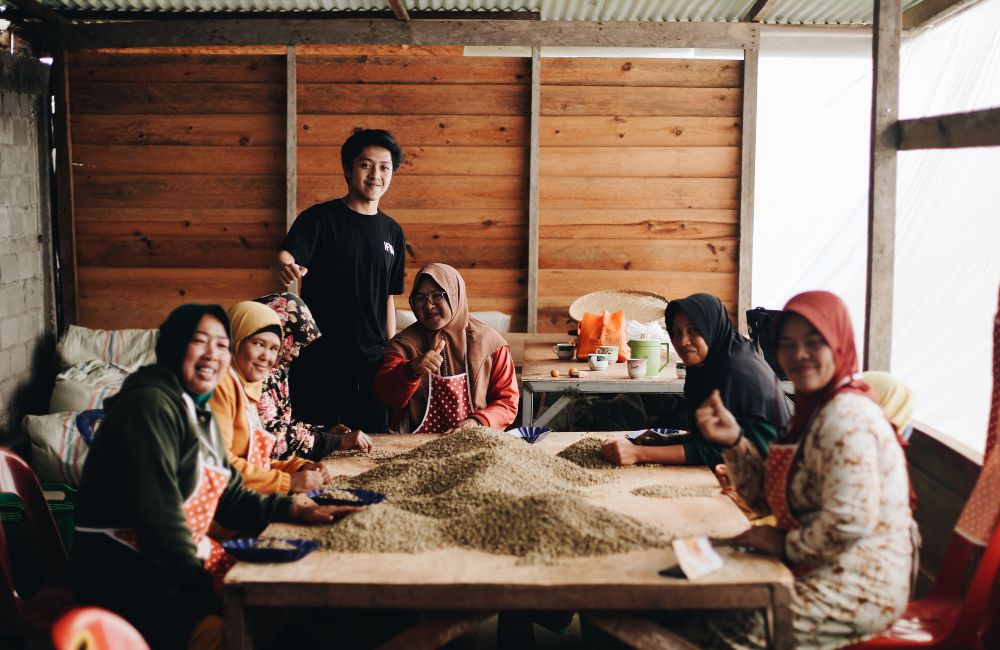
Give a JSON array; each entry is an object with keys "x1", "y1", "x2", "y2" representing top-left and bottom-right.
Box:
[{"x1": 42, "y1": 0, "x2": 928, "y2": 23}]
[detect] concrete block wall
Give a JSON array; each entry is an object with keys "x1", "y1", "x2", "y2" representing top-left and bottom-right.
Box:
[{"x1": 0, "y1": 54, "x2": 55, "y2": 445}]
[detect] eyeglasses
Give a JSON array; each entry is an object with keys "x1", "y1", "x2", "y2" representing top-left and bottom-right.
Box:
[{"x1": 409, "y1": 290, "x2": 448, "y2": 308}]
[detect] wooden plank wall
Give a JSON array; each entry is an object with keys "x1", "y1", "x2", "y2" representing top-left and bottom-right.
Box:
[
  {"x1": 69, "y1": 52, "x2": 286, "y2": 327},
  {"x1": 537, "y1": 58, "x2": 743, "y2": 332},
  {"x1": 65, "y1": 51, "x2": 744, "y2": 334},
  {"x1": 296, "y1": 53, "x2": 530, "y2": 332}
]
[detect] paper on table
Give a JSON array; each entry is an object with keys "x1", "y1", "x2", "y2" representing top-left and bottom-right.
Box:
[{"x1": 672, "y1": 535, "x2": 724, "y2": 580}]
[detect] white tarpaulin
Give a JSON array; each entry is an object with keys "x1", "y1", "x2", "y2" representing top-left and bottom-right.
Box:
[{"x1": 753, "y1": 0, "x2": 1000, "y2": 452}]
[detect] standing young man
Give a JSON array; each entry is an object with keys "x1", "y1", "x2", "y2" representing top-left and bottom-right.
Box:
[{"x1": 272, "y1": 129, "x2": 406, "y2": 432}]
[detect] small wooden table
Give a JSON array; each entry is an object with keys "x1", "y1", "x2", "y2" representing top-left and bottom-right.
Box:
[
  {"x1": 223, "y1": 433, "x2": 795, "y2": 649},
  {"x1": 519, "y1": 342, "x2": 684, "y2": 427}
]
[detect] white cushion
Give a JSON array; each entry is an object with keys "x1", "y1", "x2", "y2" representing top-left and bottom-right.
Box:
[
  {"x1": 49, "y1": 360, "x2": 129, "y2": 413},
  {"x1": 56, "y1": 324, "x2": 158, "y2": 371},
  {"x1": 24, "y1": 411, "x2": 91, "y2": 486}
]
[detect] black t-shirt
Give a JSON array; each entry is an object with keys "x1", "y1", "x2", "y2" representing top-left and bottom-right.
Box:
[{"x1": 282, "y1": 199, "x2": 406, "y2": 361}]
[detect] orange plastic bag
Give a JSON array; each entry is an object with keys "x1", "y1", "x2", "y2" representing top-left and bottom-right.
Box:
[{"x1": 575, "y1": 309, "x2": 630, "y2": 362}]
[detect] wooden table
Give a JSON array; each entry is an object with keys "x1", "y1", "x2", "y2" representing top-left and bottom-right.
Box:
[
  {"x1": 519, "y1": 342, "x2": 684, "y2": 427},
  {"x1": 223, "y1": 433, "x2": 794, "y2": 649},
  {"x1": 520, "y1": 342, "x2": 794, "y2": 427}
]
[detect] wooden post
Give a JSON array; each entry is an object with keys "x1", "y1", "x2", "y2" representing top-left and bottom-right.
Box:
[
  {"x1": 51, "y1": 50, "x2": 77, "y2": 329},
  {"x1": 527, "y1": 46, "x2": 541, "y2": 334},
  {"x1": 737, "y1": 48, "x2": 759, "y2": 335},
  {"x1": 285, "y1": 45, "x2": 298, "y2": 294},
  {"x1": 34, "y1": 73, "x2": 57, "y2": 334},
  {"x1": 865, "y1": 0, "x2": 902, "y2": 371}
]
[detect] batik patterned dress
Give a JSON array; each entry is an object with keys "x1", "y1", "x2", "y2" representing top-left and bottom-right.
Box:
[{"x1": 684, "y1": 392, "x2": 915, "y2": 649}]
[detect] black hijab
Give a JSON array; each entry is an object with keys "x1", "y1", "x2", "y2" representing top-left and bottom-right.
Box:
[
  {"x1": 155, "y1": 304, "x2": 231, "y2": 403},
  {"x1": 665, "y1": 294, "x2": 789, "y2": 432}
]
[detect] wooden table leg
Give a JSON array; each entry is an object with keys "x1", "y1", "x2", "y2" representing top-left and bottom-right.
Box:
[
  {"x1": 769, "y1": 584, "x2": 794, "y2": 650},
  {"x1": 222, "y1": 589, "x2": 252, "y2": 650},
  {"x1": 521, "y1": 385, "x2": 536, "y2": 426}
]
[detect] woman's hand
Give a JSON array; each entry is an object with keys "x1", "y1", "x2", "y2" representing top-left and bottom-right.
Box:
[
  {"x1": 695, "y1": 390, "x2": 742, "y2": 447},
  {"x1": 410, "y1": 339, "x2": 446, "y2": 376},
  {"x1": 601, "y1": 439, "x2": 642, "y2": 466},
  {"x1": 288, "y1": 502, "x2": 362, "y2": 524},
  {"x1": 445, "y1": 418, "x2": 479, "y2": 434},
  {"x1": 730, "y1": 525, "x2": 787, "y2": 558},
  {"x1": 289, "y1": 469, "x2": 324, "y2": 494},
  {"x1": 339, "y1": 429, "x2": 373, "y2": 452},
  {"x1": 298, "y1": 461, "x2": 331, "y2": 482}
]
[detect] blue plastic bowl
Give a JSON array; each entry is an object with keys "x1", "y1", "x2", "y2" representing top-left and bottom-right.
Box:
[
  {"x1": 221, "y1": 538, "x2": 319, "y2": 563},
  {"x1": 626, "y1": 428, "x2": 692, "y2": 446},
  {"x1": 506, "y1": 426, "x2": 553, "y2": 444},
  {"x1": 306, "y1": 487, "x2": 387, "y2": 507}
]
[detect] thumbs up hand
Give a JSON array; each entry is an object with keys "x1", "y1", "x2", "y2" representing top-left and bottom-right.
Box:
[
  {"x1": 410, "y1": 338, "x2": 447, "y2": 377},
  {"x1": 695, "y1": 390, "x2": 742, "y2": 447}
]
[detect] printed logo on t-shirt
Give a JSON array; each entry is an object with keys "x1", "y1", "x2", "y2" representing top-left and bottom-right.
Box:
[{"x1": 384, "y1": 242, "x2": 395, "y2": 256}]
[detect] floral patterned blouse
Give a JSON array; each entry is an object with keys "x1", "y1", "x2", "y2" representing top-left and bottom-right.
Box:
[{"x1": 682, "y1": 392, "x2": 916, "y2": 649}]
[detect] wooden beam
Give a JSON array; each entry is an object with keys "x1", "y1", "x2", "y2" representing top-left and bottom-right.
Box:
[
  {"x1": 897, "y1": 106, "x2": 1000, "y2": 150},
  {"x1": 6, "y1": 0, "x2": 68, "y2": 26},
  {"x1": 52, "y1": 50, "x2": 78, "y2": 329},
  {"x1": 903, "y1": 0, "x2": 984, "y2": 32},
  {"x1": 386, "y1": 0, "x2": 411, "y2": 22},
  {"x1": 865, "y1": 0, "x2": 902, "y2": 371},
  {"x1": 744, "y1": 0, "x2": 779, "y2": 22},
  {"x1": 51, "y1": 19, "x2": 759, "y2": 50},
  {"x1": 527, "y1": 46, "x2": 540, "y2": 334},
  {"x1": 585, "y1": 613, "x2": 700, "y2": 649},
  {"x1": 285, "y1": 45, "x2": 298, "y2": 295},
  {"x1": 737, "y1": 49, "x2": 758, "y2": 336}
]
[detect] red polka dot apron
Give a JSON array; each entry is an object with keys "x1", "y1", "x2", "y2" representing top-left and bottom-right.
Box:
[
  {"x1": 412, "y1": 370, "x2": 473, "y2": 434},
  {"x1": 240, "y1": 380, "x2": 276, "y2": 470},
  {"x1": 77, "y1": 394, "x2": 236, "y2": 592},
  {"x1": 764, "y1": 441, "x2": 802, "y2": 532}
]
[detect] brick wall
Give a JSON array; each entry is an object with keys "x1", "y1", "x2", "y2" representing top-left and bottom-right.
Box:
[{"x1": 0, "y1": 53, "x2": 55, "y2": 446}]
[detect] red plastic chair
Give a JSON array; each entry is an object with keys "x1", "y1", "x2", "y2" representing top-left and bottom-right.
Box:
[
  {"x1": 849, "y1": 504, "x2": 1000, "y2": 648},
  {"x1": 0, "y1": 448, "x2": 74, "y2": 636},
  {"x1": 52, "y1": 607, "x2": 149, "y2": 650}
]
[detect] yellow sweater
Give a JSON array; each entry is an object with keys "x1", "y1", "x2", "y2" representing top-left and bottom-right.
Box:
[{"x1": 210, "y1": 369, "x2": 308, "y2": 494}]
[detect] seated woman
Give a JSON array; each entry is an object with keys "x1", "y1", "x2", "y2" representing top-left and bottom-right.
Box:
[
  {"x1": 374, "y1": 263, "x2": 518, "y2": 433},
  {"x1": 252, "y1": 291, "x2": 373, "y2": 460},
  {"x1": 864, "y1": 369, "x2": 915, "y2": 441},
  {"x1": 686, "y1": 290, "x2": 915, "y2": 648},
  {"x1": 602, "y1": 293, "x2": 788, "y2": 467},
  {"x1": 71, "y1": 304, "x2": 356, "y2": 650},
  {"x1": 210, "y1": 300, "x2": 326, "y2": 494}
]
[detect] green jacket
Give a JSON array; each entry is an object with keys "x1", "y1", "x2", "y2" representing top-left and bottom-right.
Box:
[{"x1": 73, "y1": 364, "x2": 293, "y2": 584}]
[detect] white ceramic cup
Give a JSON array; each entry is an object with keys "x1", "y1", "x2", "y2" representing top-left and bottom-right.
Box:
[
  {"x1": 587, "y1": 353, "x2": 610, "y2": 371},
  {"x1": 552, "y1": 344, "x2": 575, "y2": 360},
  {"x1": 596, "y1": 345, "x2": 619, "y2": 363},
  {"x1": 627, "y1": 358, "x2": 647, "y2": 379}
]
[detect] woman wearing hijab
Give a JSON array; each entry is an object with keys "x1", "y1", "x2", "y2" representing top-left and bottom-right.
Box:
[
  {"x1": 71, "y1": 304, "x2": 357, "y2": 650},
  {"x1": 602, "y1": 293, "x2": 788, "y2": 467},
  {"x1": 210, "y1": 301, "x2": 326, "y2": 494},
  {"x1": 373, "y1": 263, "x2": 518, "y2": 433},
  {"x1": 688, "y1": 291, "x2": 915, "y2": 649},
  {"x1": 253, "y1": 292, "x2": 372, "y2": 460},
  {"x1": 864, "y1": 370, "x2": 916, "y2": 441}
]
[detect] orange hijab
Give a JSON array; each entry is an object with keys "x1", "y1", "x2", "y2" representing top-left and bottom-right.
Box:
[{"x1": 387, "y1": 263, "x2": 507, "y2": 429}]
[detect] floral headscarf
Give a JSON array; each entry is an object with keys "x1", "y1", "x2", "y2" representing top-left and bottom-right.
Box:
[{"x1": 252, "y1": 292, "x2": 321, "y2": 365}]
